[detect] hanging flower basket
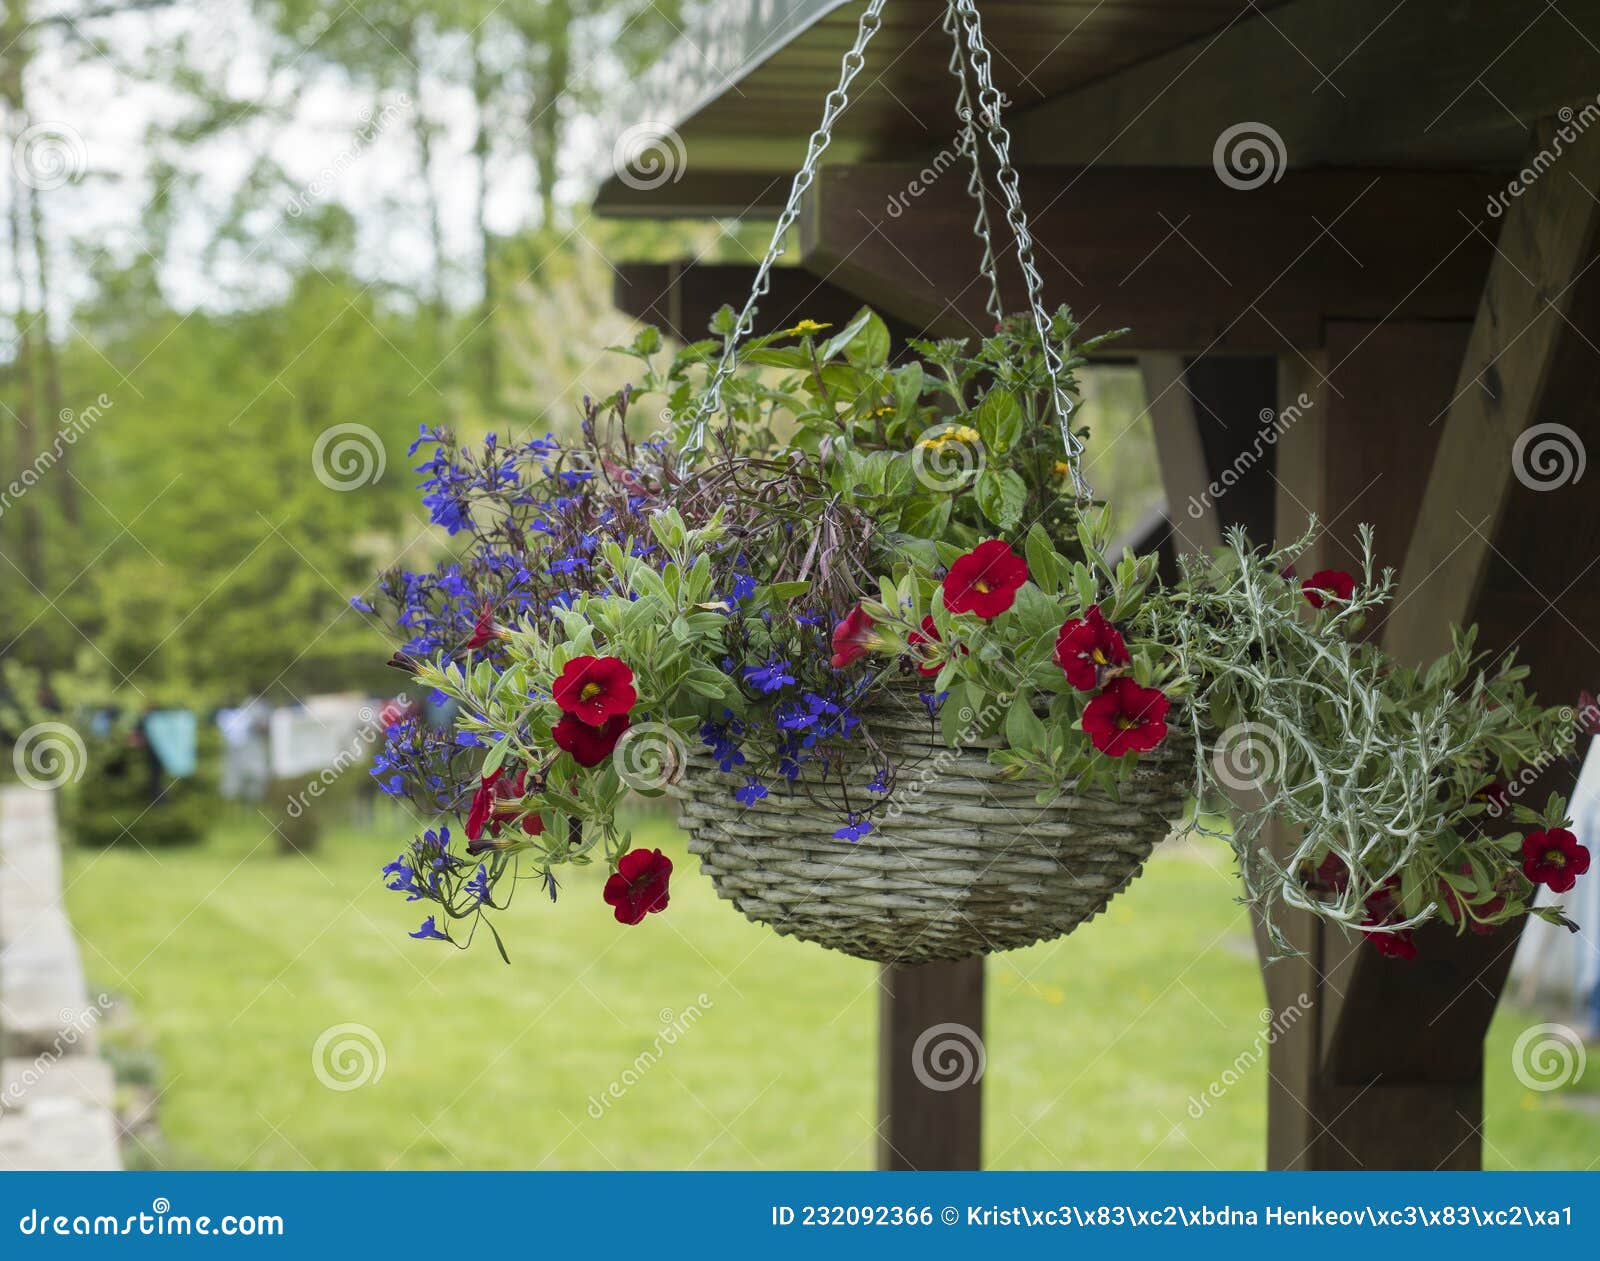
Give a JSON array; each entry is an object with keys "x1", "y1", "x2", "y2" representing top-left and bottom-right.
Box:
[
  {"x1": 358, "y1": 0, "x2": 1589, "y2": 967},
  {"x1": 674, "y1": 688, "x2": 1191, "y2": 964}
]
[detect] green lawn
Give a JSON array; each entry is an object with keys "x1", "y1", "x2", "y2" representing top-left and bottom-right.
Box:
[{"x1": 62, "y1": 804, "x2": 1600, "y2": 1170}]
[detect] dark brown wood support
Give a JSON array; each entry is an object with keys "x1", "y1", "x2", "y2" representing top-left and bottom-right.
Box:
[
  {"x1": 877, "y1": 958, "x2": 984, "y2": 1170},
  {"x1": 800, "y1": 165, "x2": 1502, "y2": 353},
  {"x1": 612, "y1": 260, "x2": 922, "y2": 345}
]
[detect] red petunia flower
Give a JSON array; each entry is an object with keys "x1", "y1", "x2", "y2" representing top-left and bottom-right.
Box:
[
  {"x1": 552, "y1": 655, "x2": 637, "y2": 725},
  {"x1": 1053, "y1": 604, "x2": 1130, "y2": 692},
  {"x1": 465, "y1": 602, "x2": 504, "y2": 650},
  {"x1": 1307, "y1": 852, "x2": 1350, "y2": 894},
  {"x1": 553, "y1": 712, "x2": 631, "y2": 767},
  {"x1": 906, "y1": 615, "x2": 964, "y2": 677},
  {"x1": 1366, "y1": 925, "x2": 1418, "y2": 959},
  {"x1": 1522, "y1": 827, "x2": 1591, "y2": 893},
  {"x1": 1360, "y1": 883, "x2": 1417, "y2": 959},
  {"x1": 830, "y1": 605, "x2": 876, "y2": 669},
  {"x1": 1301, "y1": 569, "x2": 1355, "y2": 609},
  {"x1": 466, "y1": 766, "x2": 545, "y2": 849},
  {"x1": 942, "y1": 539, "x2": 1029, "y2": 620},
  {"x1": 465, "y1": 766, "x2": 503, "y2": 841},
  {"x1": 603, "y1": 847, "x2": 673, "y2": 925},
  {"x1": 1080, "y1": 677, "x2": 1170, "y2": 757}
]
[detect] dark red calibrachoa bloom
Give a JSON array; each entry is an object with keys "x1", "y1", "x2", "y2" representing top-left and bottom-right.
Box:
[
  {"x1": 553, "y1": 712, "x2": 630, "y2": 768},
  {"x1": 603, "y1": 847, "x2": 673, "y2": 925},
  {"x1": 906, "y1": 615, "x2": 964, "y2": 677},
  {"x1": 465, "y1": 766, "x2": 502, "y2": 841},
  {"x1": 465, "y1": 602, "x2": 503, "y2": 650},
  {"x1": 942, "y1": 539, "x2": 1028, "y2": 619},
  {"x1": 1080, "y1": 677, "x2": 1170, "y2": 757},
  {"x1": 1053, "y1": 604, "x2": 1130, "y2": 692},
  {"x1": 552, "y1": 655, "x2": 637, "y2": 725},
  {"x1": 1365, "y1": 924, "x2": 1418, "y2": 960},
  {"x1": 830, "y1": 604, "x2": 876, "y2": 669},
  {"x1": 1301, "y1": 569, "x2": 1356, "y2": 610},
  {"x1": 1361, "y1": 883, "x2": 1417, "y2": 959},
  {"x1": 466, "y1": 766, "x2": 544, "y2": 848},
  {"x1": 1306, "y1": 852, "x2": 1350, "y2": 894},
  {"x1": 1522, "y1": 827, "x2": 1591, "y2": 893}
]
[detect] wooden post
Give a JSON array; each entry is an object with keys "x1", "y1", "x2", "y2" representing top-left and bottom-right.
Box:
[{"x1": 877, "y1": 959, "x2": 984, "y2": 1170}]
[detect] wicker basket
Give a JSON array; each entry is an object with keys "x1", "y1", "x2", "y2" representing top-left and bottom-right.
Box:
[{"x1": 671, "y1": 691, "x2": 1191, "y2": 964}]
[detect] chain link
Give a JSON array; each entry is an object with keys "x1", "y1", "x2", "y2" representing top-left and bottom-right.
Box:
[
  {"x1": 677, "y1": 0, "x2": 1092, "y2": 505},
  {"x1": 949, "y1": 0, "x2": 1091, "y2": 503},
  {"x1": 676, "y1": 0, "x2": 888, "y2": 470},
  {"x1": 942, "y1": 4, "x2": 1004, "y2": 327}
]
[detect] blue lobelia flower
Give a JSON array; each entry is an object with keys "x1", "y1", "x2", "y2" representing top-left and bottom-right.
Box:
[
  {"x1": 735, "y1": 776, "x2": 768, "y2": 806},
  {"x1": 409, "y1": 915, "x2": 449, "y2": 941}
]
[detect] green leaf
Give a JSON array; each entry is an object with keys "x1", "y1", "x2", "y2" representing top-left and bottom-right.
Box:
[
  {"x1": 977, "y1": 389, "x2": 1024, "y2": 454},
  {"x1": 842, "y1": 309, "x2": 890, "y2": 368},
  {"x1": 1024, "y1": 524, "x2": 1058, "y2": 596},
  {"x1": 742, "y1": 347, "x2": 812, "y2": 370},
  {"x1": 1004, "y1": 695, "x2": 1048, "y2": 751},
  {"x1": 898, "y1": 495, "x2": 952, "y2": 542},
  {"x1": 820, "y1": 308, "x2": 873, "y2": 360},
  {"x1": 481, "y1": 736, "x2": 511, "y2": 778},
  {"x1": 975, "y1": 467, "x2": 1027, "y2": 530}
]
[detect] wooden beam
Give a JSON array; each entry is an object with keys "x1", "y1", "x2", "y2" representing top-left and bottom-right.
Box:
[
  {"x1": 612, "y1": 261, "x2": 921, "y2": 345},
  {"x1": 1386, "y1": 122, "x2": 1600, "y2": 665},
  {"x1": 1008, "y1": 0, "x2": 1600, "y2": 170},
  {"x1": 595, "y1": 171, "x2": 791, "y2": 219},
  {"x1": 877, "y1": 959, "x2": 983, "y2": 1170},
  {"x1": 800, "y1": 165, "x2": 1501, "y2": 352}
]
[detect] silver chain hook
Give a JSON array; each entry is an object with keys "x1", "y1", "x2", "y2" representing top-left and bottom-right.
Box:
[
  {"x1": 950, "y1": 0, "x2": 1092, "y2": 504},
  {"x1": 942, "y1": 4, "x2": 1004, "y2": 327},
  {"x1": 675, "y1": 0, "x2": 889, "y2": 472},
  {"x1": 676, "y1": 0, "x2": 1093, "y2": 506}
]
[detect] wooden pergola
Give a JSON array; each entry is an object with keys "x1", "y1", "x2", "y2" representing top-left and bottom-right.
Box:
[{"x1": 597, "y1": 0, "x2": 1600, "y2": 1169}]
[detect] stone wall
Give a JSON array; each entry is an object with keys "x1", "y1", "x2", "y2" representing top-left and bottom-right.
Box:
[{"x1": 0, "y1": 785, "x2": 121, "y2": 1170}]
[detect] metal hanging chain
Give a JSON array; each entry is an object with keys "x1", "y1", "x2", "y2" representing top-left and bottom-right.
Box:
[
  {"x1": 949, "y1": 0, "x2": 1092, "y2": 503},
  {"x1": 942, "y1": 3, "x2": 1004, "y2": 328},
  {"x1": 676, "y1": 0, "x2": 888, "y2": 471}
]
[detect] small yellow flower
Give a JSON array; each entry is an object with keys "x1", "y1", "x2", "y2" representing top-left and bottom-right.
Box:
[
  {"x1": 915, "y1": 424, "x2": 981, "y2": 452},
  {"x1": 1052, "y1": 460, "x2": 1072, "y2": 480},
  {"x1": 786, "y1": 319, "x2": 831, "y2": 336}
]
